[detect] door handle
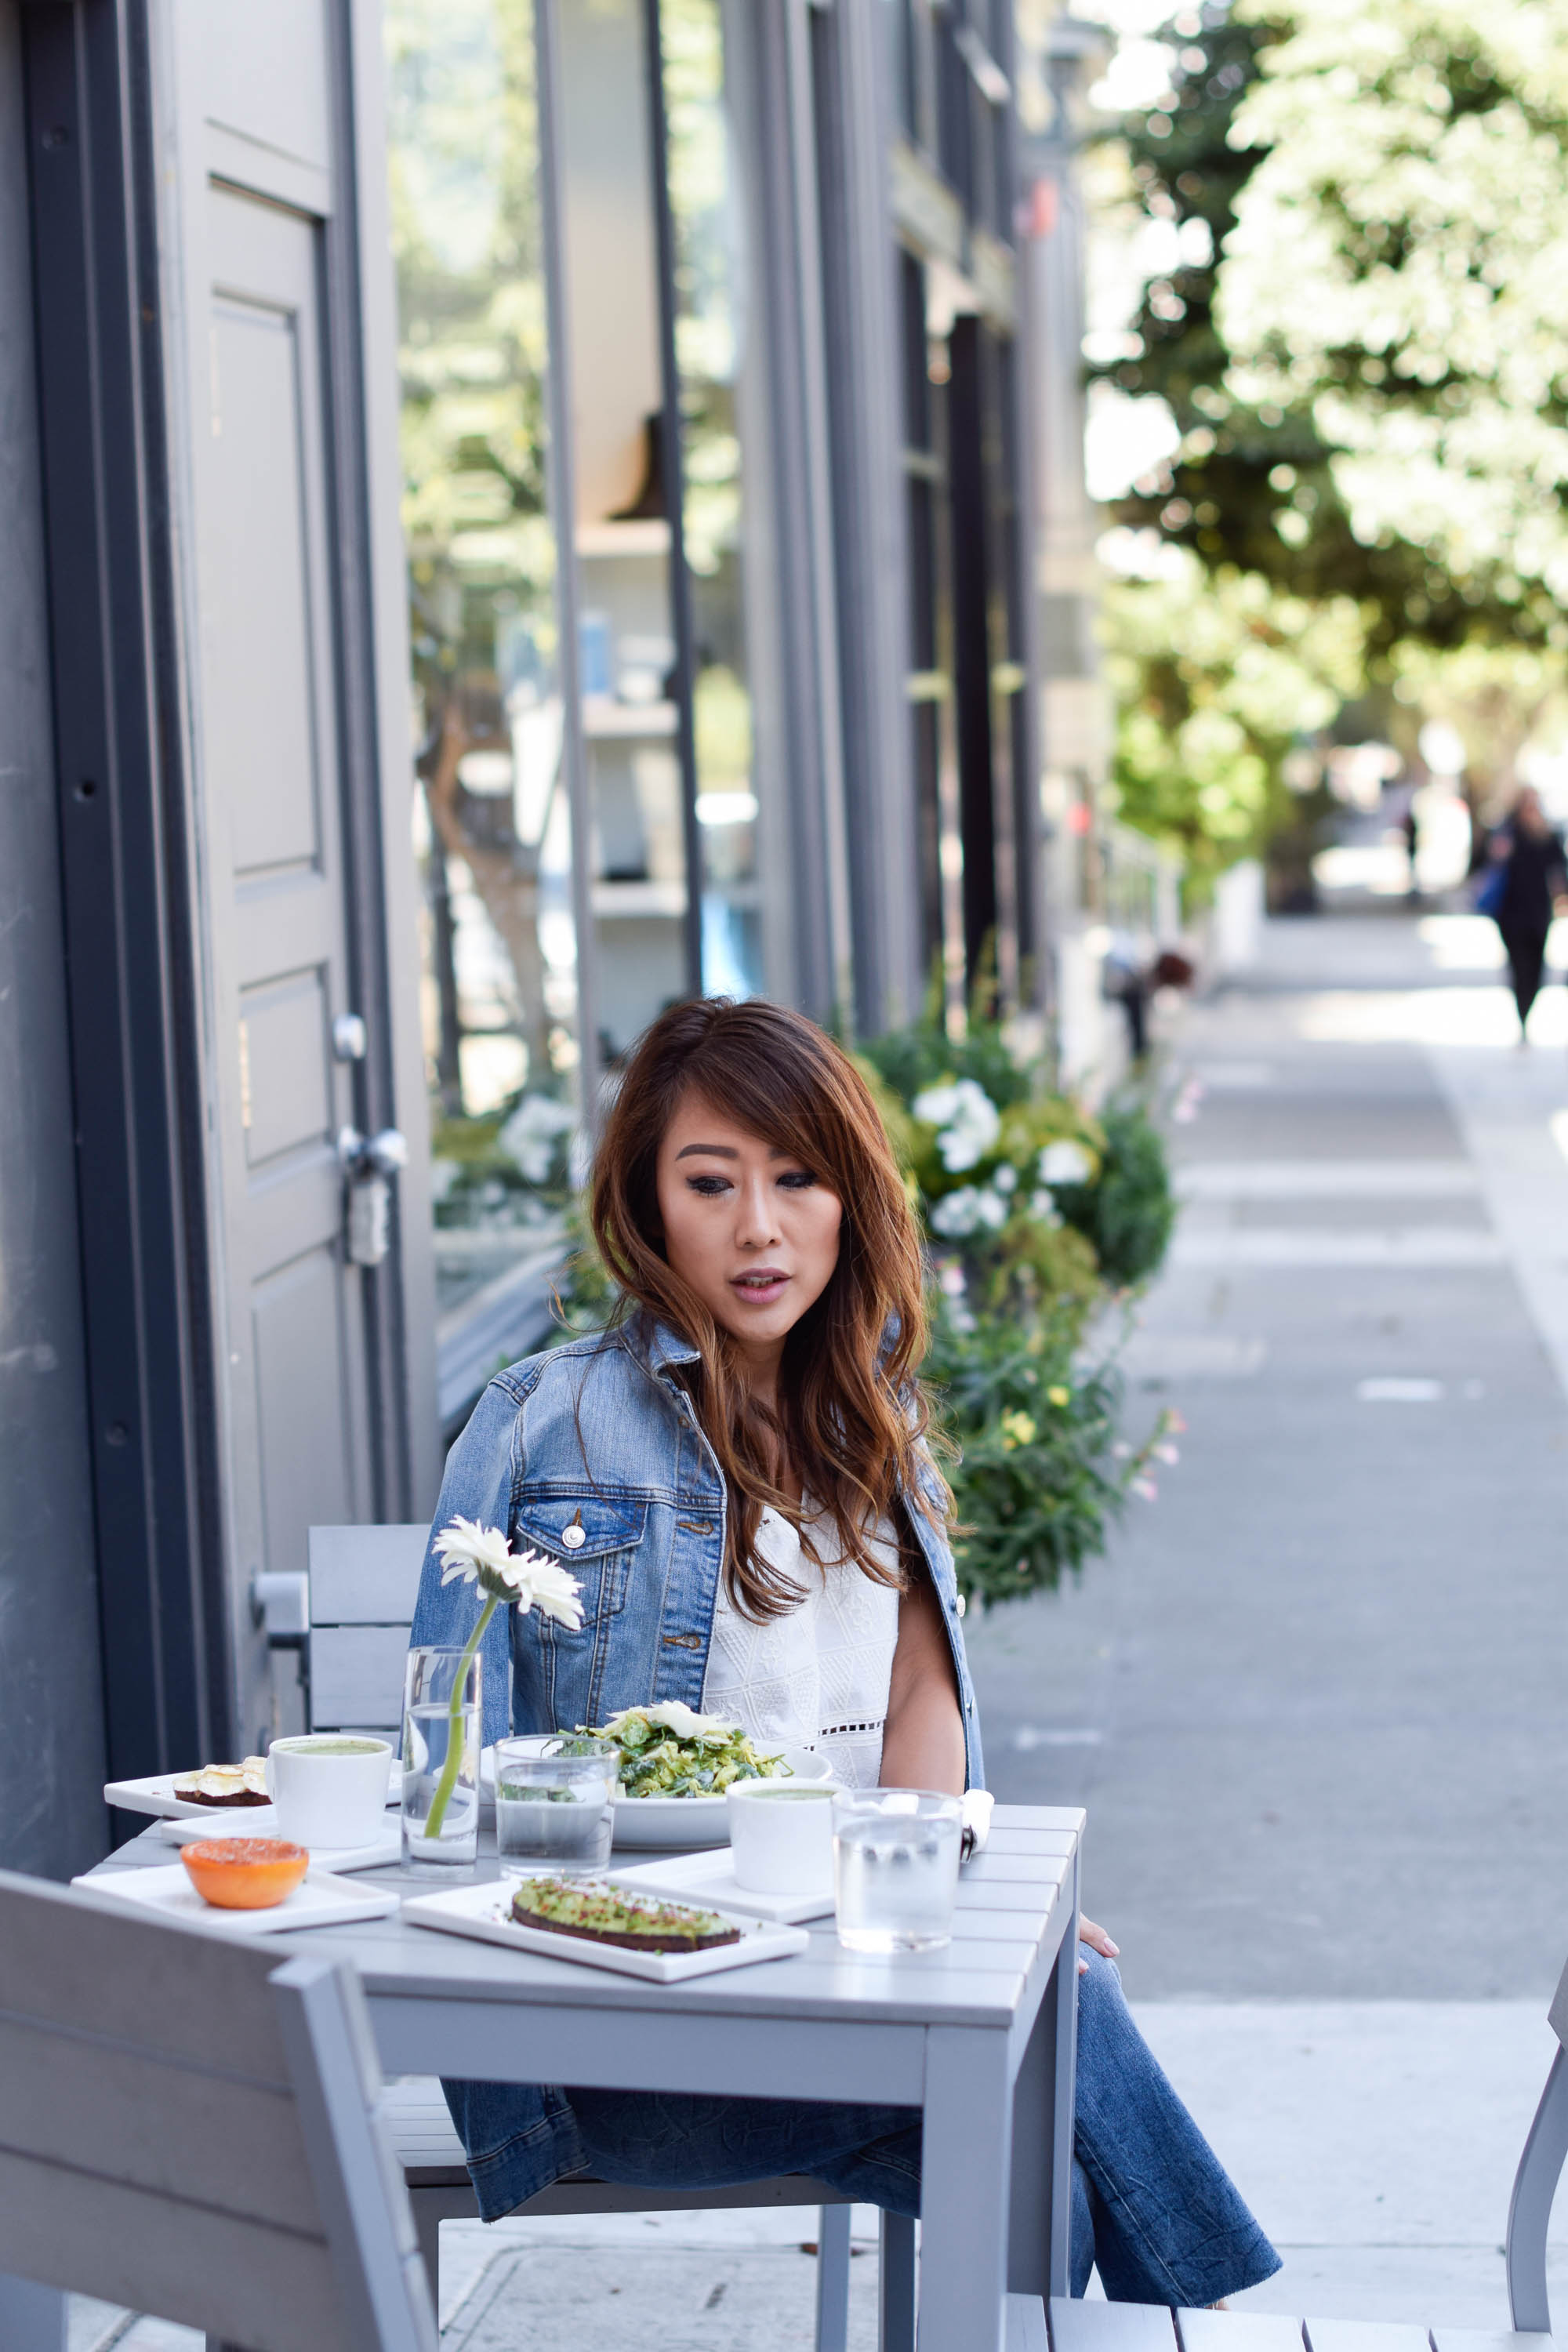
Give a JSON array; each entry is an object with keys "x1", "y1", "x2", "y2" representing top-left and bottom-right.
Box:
[{"x1": 338, "y1": 1127, "x2": 409, "y2": 1265}]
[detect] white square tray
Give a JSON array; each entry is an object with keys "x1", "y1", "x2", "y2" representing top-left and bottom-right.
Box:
[
  {"x1": 106, "y1": 1764, "x2": 403, "y2": 1821},
  {"x1": 402, "y1": 1875, "x2": 811, "y2": 1983},
  {"x1": 73, "y1": 1862, "x2": 401, "y2": 1937},
  {"x1": 610, "y1": 1847, "x2": 834, "y2": 1926},
  {"x1": 157, "y1": 1815, "x2": 402, "y2": 1873}
]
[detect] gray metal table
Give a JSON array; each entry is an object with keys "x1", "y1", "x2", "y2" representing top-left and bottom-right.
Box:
[{"x1": 77, "y1": 1801, "x2": 1083, "y2": 2352}]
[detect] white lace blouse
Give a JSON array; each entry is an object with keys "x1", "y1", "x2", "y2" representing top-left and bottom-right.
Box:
[{"x1": 701, "y1": 1507, "x2": 902, "y2": 1789}]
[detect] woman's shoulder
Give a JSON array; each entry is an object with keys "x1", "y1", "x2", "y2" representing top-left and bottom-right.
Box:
[
  {"x1": 481, "y1": 1326, "x2": 662, "y2": 1414},
  {"x1": 482, "y1": 1325, "x2": 684, "y2": 1488}
]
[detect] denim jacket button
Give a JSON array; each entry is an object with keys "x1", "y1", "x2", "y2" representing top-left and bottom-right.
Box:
[{"x1": 561, "y1": 1525, "x2": 586, "y2": 1549}]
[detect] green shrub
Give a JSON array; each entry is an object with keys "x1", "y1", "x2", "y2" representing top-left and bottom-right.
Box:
[{"x1": 1051, "y1": 1102, "x2": 1175, "y2": 1294}]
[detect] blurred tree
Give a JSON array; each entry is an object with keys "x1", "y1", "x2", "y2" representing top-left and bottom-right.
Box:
[
  {"x1": 1102, "y1": 555, "x2": 1358, "y2": 889},
  {"x1": 1098, "y1": 0, "x2": 1568, "y2": 660}
]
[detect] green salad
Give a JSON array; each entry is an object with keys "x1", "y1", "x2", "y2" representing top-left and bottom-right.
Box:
[{"x1": 565, "y1": 1701, "x2": 793, "y2": 1799}]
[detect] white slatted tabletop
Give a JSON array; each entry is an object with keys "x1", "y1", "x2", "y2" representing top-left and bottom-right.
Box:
[{"x1": 91, "y1": 1802, "x2": 1083, "y2": 2352}]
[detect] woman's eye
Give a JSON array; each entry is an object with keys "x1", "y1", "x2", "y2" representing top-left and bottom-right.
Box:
[
  {"x1": 686, "y1": 1174, "x2": 732, "y2": 1196},
  {"x1": 778, "y1": 1169, "x2": 818, "y2": 1190}
]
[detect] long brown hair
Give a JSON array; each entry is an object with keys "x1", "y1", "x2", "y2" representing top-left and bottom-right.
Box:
[{"x1": 590, "y1": 997, "x2": 945, "y2": 1617}]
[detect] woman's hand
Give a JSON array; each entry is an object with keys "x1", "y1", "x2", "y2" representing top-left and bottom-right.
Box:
[{"x1": 1078, "y1": 1915, "x2": 1120, "y2": 1974}]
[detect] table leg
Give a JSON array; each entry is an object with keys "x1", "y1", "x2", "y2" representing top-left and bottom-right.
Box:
[
  {"x1": 0, "y1": 2277, "x2": 64, "y2": 2352},
  {"x1": 815, "y1": 2202, "x2": 851, "y2": 2352},
  {"x1": 1051, "y1": 1849, "x2": 1080, "y2": 2297},
  {"x1": 917, "y1": 2026, "x2": 1014, "y2": 2352},
  {"x1": 1006, "y1": 1850, "x2": 1080, "y2": 2303},
  {"x1": 880, "y1": 2210, "x2": 916, "y2": 2352}
]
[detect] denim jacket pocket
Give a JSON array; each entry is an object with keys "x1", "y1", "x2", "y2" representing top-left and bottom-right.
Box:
[
  {"x1": 512, "y1": 1490, "x2": 652, "y2": 1728},
  {"x1": 512, "y1": 1490, "x2": 648, "y2": 1613}
]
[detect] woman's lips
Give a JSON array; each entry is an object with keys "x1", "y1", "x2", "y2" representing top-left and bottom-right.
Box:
[{"x1": 730, "y1": 1269, "x2": 790, "y2": 1306}]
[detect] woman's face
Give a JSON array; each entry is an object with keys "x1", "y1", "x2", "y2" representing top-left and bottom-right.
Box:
[{"x1": 655, "y1": 1091, "x2": 843, "y2": 1376}]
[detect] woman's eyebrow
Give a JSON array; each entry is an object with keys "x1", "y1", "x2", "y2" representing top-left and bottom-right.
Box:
[{"x1": 675, "y1": 1142, "x2": 740, "y2": 1160}]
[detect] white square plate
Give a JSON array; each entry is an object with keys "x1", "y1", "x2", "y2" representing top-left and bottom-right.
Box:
[
  {"x1": 402, "y1": 1875, "x2": 811, "y2": 1983},
  {"x1": 156, "y1": 1815, "x2": 403, "y2": 1872},
  {"x1": 610, "y1": 1848, "x2": 833, "y2": 1926},
  {"x1": 72, "y1": 1862, "x2": 400, "y2": 1936},
  {"x1": 106, "y1": 1764, "x2": 403, "y2": 1820}
]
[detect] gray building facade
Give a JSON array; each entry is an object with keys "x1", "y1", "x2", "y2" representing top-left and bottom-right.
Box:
[{"x1": 1, "y1": 0, "x2": 1076, "y2": 1875}]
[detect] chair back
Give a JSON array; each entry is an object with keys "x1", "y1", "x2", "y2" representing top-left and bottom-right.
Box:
[
  {"x1": 1505, "y1": 1949, "x2": 1568, "y2": 2335},
  {"x1": 308, "y1": 1523, "x2": 426, "y2": 1733},
  {"x1": 0, "y1": 1869, "x2": 434, "y2": 2352}
]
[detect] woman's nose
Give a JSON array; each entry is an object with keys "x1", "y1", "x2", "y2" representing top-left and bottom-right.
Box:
[{"x1": 734, "y1": 1173, "x2": 779, "y2": 1247}]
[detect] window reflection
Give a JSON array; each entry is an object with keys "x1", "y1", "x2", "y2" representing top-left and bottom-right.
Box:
[{"x1": 387, "y1": 0, "x2": 582, "y2": 1339}]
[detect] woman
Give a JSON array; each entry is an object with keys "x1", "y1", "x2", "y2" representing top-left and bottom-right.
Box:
[
  {"x1": 1485, "y1": 786, "x2": 1567, "y2": 1042},
  {"x1": 410, "y1": 998, "x2": 1279, "y2": 2304}
]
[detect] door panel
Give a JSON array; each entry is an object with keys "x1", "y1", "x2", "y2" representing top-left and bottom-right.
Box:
[
  {"x1": 239, "y1": 967, "x2": 332, "y2": 1168},
  {"x1": 195, "y1": 181, "x2": 374, "y2": 1741},
  {"x1": 251, "y1": 1246, "x2": 357, "y2": 1591},
  {"x1": 205, "y1": 283, "x2": 325, "y2": 877}
]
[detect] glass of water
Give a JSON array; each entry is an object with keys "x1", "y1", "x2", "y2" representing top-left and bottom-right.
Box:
[
  {"x1": 402, "y1": 1646, "x2": 481, "y2": 1868},
  {"x1": 494, "y1": 1739, "x2": 620, "y2": 1878},
  {"x1": 832, "y1": 1789, "x2": 964, "y2": 1954}
]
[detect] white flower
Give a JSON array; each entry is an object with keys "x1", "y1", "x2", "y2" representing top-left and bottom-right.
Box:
[
  {"x1": 913, "y1": 1077, "x2": 1001, "y2": 1172},
  {"x1": 993, "y1": 1163, "x2": 1018, "y2": 1195},
  {"x1": 1027, "y1": 1189, "x2": 1063, "y2": 1227},
  {"x1": 930, "y1": 1185, "x2": 1009, "y2": 1238},
  {"x1": 434, "y1": 1516, "x2": 584, "y2": 1628},
  {"x1": 1038, "y1": 1139, "x2": 1093, "y2": 1187},
  {"x1": 498, "y1": 1094, "x2": 577, "y2": 1184},
  {"x1": 938, "y1": 1260, "x2": 967, "y2": 1298}
]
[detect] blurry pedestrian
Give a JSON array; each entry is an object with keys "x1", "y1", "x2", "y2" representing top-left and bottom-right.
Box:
[
  {"x1": 1479, "y1": 786, "x2": 1568, "y2": 1044},
  {"x1": 1402, "y1": 800, "x2": 1420, "y2": 896}
]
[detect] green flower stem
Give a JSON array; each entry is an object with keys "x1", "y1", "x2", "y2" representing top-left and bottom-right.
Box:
[{"x1": 423, "y1": 1594, "x2": 496, "y2": 1841}]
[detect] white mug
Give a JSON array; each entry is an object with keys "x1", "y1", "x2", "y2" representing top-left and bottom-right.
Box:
[
  {"x1": 727, "y1": 1780, "x2": 835, "y2": 1895},
  {"x1": 265, "y1": 1735, "x2": 393, "y2": 1850}
]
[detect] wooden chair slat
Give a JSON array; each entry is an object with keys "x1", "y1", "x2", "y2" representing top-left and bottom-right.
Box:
[
  {"x1": 0, "y1": 2146, "x2": 341, "y2": 2352},
  {"x1": 1305, "y1": 2322, "x2": 1435, "y2": 2352},
  {"x1": 1050, "y1": 2298, "x2": 1180, "y2": 2352},
  {"x1": 1009, "y1": 2296, "x2": 1049, "y2": 2352},
  {"x1": 308, "y1": 1525, "x2": 427, "y2": 1624},
  {"x1": 0, "y1": 1875, "x2": 289, "y2": 2082},
  {"x1": 1430, "y1": 2332, "x2": 1554, "y2": 2352},
  {"x1": 310, "y1": 1624, "x2": 410, "y2": 1730},
  {"x1": 1178, "y1": 2315, "x2": 1307, "y2": 2352},
  {"x1": 0, "y1": 2016, "x2": 321, "y2": 2232}
]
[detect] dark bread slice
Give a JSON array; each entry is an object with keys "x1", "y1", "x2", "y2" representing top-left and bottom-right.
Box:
[
  {"x1": 511, "y1": 1907, "x2": 740, "y2": 1955},
  {"x1": 179, "y1": 1785, "x2": 270, "y2": 1808}
]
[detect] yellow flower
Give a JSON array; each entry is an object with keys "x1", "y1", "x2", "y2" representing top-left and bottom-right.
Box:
[
  {"x1": 1000, "y1": 1410, "x2": 1037, "y2": 1450},
  {"x1": 1047, "y1": 1385, "x2": 1071, "y2": 1408}
]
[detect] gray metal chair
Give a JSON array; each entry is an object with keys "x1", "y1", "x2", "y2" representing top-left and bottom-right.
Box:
[
  {"x1": 1046, "y1": 1958, "x2": 1568, "y2": 2352},
  {"x1": 0, "y1": 1864, "x2": 435, "y2": 2352},
  {"x1": 305, "y1": 1521, "x2": 920, "y2": 2348},
  {"x1": 383, "y1": 2074, "x2": 889, "y2": 2352}
]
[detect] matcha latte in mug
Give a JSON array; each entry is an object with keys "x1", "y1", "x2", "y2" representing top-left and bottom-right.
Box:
[{"x1": 265, "y1": 1734, "x2": 393, "y2": 1849}]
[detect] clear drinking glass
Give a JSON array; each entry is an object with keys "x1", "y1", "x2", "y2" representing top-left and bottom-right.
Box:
[
  {"x1": 832, "y1": 1789, "x2": 964, "y2": 1954},
  {"x1": 402, "y1": 1646, "x2": 482, "y2": 1868},
  {"x1": 494, "y1": 1737, "x2": 619, "y2": 1878}
]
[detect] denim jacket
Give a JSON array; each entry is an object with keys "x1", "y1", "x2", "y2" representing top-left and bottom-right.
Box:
[{"x1": 408, "y1": 1313, "x2": 986, "y2": 2218}]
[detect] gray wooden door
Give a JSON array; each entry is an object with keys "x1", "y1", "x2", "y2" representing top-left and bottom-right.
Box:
[
  {"x1": 201, "y1": 186, "x2": 374, "y2": 1659},
  {"x1": 156, "y1": 1, "x2": 436, "y2": 1751}
]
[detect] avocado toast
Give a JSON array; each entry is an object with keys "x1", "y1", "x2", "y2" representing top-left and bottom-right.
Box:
[{"x1": 510, "y1": 1876, "x2": 741, "y2": 1954}]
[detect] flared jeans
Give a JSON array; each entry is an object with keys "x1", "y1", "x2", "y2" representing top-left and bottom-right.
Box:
[{"x1": 443, "y1": 1947, "x2": 1280, "y2": 2307}]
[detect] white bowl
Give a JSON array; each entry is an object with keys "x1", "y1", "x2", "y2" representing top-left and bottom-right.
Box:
[{"x1": 611, "y1": 1746, "x2": 833, "y2": 1850}]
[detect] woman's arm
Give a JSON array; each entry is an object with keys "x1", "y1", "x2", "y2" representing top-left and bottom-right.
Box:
[{"x1": 879, "y1": 1569, "x2": 966, "y2": 1794}]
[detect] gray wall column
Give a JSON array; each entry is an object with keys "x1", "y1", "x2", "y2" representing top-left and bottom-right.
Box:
[
  {"x1": 811, "y1": 0, "x2": 924, "y2": 1036},
  {"x1": 0, "y1": 0, "x2": 107, "y2": 1877}
]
